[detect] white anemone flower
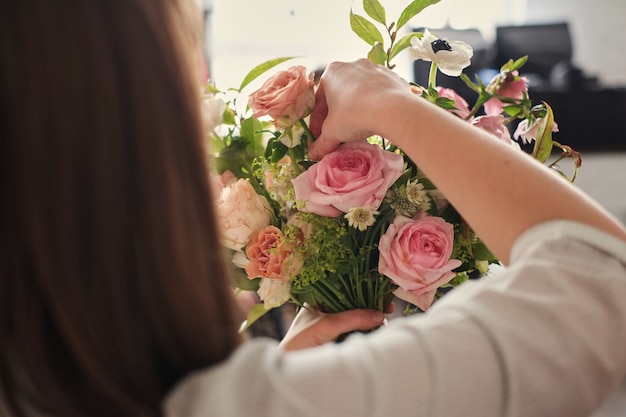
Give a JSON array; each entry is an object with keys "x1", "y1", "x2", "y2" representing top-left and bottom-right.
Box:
[{"x1": 409, "y1": 29, "x2": 473, "y2": 77}]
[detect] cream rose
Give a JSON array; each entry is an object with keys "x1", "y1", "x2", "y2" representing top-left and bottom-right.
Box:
[
  {"x1": 216, "y1": 178, "x2": 272, "y2": 251},
  {"x1": 257, "y1": 279, "x2": 292, "y2": 309},
  {"x1": 248, "y1": 65, "x2": 315, "y2": 128}
]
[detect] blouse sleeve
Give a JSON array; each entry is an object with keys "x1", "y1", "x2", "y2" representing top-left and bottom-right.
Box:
[{"x1": 164, "y1": 220, "x2": 626, "y2": 417}]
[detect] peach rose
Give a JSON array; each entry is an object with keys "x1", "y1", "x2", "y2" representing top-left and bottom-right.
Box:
[
  {"x1": 245, "y1": 226, "x2": 303, "y2": 282},
  {"x1": 248, "y1": 65, "x2": 315, "y2": 128},
  {"x1": 291, "y1": 142, "x2": 404, "y2": 217},
  {"x1": 216, "y1": 178, "x2": 272, "y2": 251},
  {"x1": 378, "y1": 215, "x2": 462, "y2": 311}
]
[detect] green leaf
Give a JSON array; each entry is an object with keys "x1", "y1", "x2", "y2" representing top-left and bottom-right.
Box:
[
  {"x1": 240, "y1": 117, "x2": 265, "y2": 154},
  {"x1": 271, "y1": 142, "x2": 289, "y2": 163},
  {"x1": 239, "y1": 304, "x2": 273, "y2": 332},
  {"x1": 472, "y1": 240, "x2": 498, "y2": 262},
  {"x1": 221, "y1": 106, "x2": 236, "y2": 125},
  {"x1": 389, "y1": 31, "x2": 421, "y2": 60},
  {"x1": 503, "y1": 104, "x2": 522, "y2": 117},
  {"x1": 350, "y1": 11, "x2": 384, "y2": 45},
  {"x1": 396, "y1": 0, "x2": 441, "y2": 30},
  {"x1": 363, "y1": 0, "x2": 386, "y2": 25},
  {"x1": 510, "y1": 56, "x2": 528, "y2": 71},
  {"x1": 205, "y1": 83, "x2": 220, "y2": 94},
  {"x1": 434, "y1": 96, "x2": 457, "y2": 110},
  {"x1": 264, "y1": 137, "x2": 277, "y2": 159},
  {"x1": 532, "y1": 103, "x2": 555, "y2": 163},
  {"x1": 367, "y1": 42, "x2": 387, "y2": 65},
  {"x1": 238, "y1": 57, "x2": 295, "y2": 91}
]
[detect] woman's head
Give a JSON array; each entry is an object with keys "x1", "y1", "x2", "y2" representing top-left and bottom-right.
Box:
[{"x1": 0, "y1": 0, "x2": 241, "y2": 415}]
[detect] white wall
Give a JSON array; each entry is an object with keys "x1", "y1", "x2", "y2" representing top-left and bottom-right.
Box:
[
  {"x1": 525, "y1": 0, "x2": 626, "y2": 86},
  {"x1": 207, "y1": 0, "x2": 626, "y2": 89},
  {"x1": 208, "y1": 0, "x2": 525, "y2": 90}
]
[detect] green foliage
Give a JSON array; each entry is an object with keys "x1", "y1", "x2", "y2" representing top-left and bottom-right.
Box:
[
  {"x1": 396, "y1": 0, "x2": 441, "y2": 30},
  {"x1": 291, "y1": 214, "x2": 352, "y2": 288},
  {"x1": 368, "y1": 43, "x2": 387, "y2": 65},
  {"x1": 238, "y1": 57, "x2": 295, "y2": 91},
  {"x1": 350, "y1": 10, "x2": 385, "y2": 45},
  {"x1": 389, "y1": 31, "x2": 422, "y2": 60},
  {"x1": 240, "y1": 304, "x2": 273, "y2": 331},
  {"x1": 363, "y1": 0, "x2": 387, "y2": 25},
  {"x1": 532, "y1": 102, "x2": 555, "y2": 163}
]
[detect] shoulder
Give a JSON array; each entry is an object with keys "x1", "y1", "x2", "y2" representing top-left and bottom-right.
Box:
[{"x1": 163, "y1": 338, "x2": 281, "y2": 417}]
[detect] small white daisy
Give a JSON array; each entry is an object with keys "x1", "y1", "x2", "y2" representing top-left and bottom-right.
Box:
[
  {"x1": 406, "y1": 181, "x2": 432, "y2": 211},
  {"x1": 345, "y1": 207, "x2": 380, "y2": 231}
]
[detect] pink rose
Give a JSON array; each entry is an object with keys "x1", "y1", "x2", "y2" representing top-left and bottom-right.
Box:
[
  {"x1": 216, "y1": 178, "x2": 272, "y2": 251},
  {"x1": 471, "y1": 114, "x2": 516, "y2": 146},
  {"x1": 291, "y1": 142, "x2": 404, "y2": 216},
  {"x1": 484, "y1": 71, "x2": 529, "y2": 115},
  {"x1": 245, "y1": 226, "x2": 303, "y2": 282},
  {"x1": 248, "y1": 65, "x2": 315, "y2": 128},
  {"x1": 378, "y1": 215, "x2": 462, "y2": 311},
  {"x1": 436, "y1": 87, "x2": 471, "y2": 120},
  {"x1": 513, "y1": 117, "x2": 559, "y2": 144}
]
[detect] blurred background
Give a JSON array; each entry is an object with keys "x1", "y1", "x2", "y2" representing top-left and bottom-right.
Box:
[{"x1": 200, "y1": 0, "x2": 626, "y2": 224}]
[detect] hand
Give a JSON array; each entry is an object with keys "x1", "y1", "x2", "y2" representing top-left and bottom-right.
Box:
[
  {"x1": 308, "y1": 59, "x2": 412, "y2": 160},
  {"x1": 278, "y1": 306, "x2": 386, "y2": 351}
]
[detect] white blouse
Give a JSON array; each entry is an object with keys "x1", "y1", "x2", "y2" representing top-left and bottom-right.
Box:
[{"x1": 165, "y1": 220, "x2": 626, "y2": 417}]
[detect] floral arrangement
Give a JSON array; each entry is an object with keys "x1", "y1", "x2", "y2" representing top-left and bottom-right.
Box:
[{"x1": 204, "y1": 0, "x2": 581, "y2": 328}]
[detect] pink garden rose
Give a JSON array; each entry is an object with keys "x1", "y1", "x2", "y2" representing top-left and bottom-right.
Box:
[
  {"x1": 471, "y1": 114, "x2": 516, "y2": 146},
  {"x1": 513, "y1": 117, "x2": 559, "y2": 144},
  {"x1": 245, "y1": 226, "x2": 303, "y2": 282},
  {"x1": 291, "y1": 142, "x2": 404, "y2": 217},
  {"x1": 216, "y1": 178, "x2": 272, "y2": 251},
  {"x1": 436, "y1": 86, "x2": 471, "y2": 120},
  {"x1": 378, "y1": 215, "x2": 462, "y2": 311},
  {"x1": 484, "y1": 71, "x2": 529, "y2": 116},
  {"x1": 248, "y1": 65, "x2": 315, "y2": 128}
]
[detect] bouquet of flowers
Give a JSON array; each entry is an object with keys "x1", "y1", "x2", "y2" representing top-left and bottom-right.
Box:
[{"x1": 204, "y1": 0, "x2": 581, "y2": 328}]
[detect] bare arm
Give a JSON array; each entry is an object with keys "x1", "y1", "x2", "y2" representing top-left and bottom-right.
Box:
[{"x1": 309, "y1": 59, "x2": 626, "y2": 264}]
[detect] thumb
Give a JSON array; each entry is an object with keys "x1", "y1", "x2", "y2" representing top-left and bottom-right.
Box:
[{"x1": 308, "y1": 132, "x2": 342, "y2": 160}]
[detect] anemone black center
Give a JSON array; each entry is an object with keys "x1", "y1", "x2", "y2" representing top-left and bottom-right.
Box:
[{"x1": 431, "y1": 39, "x2": 452, "y2": 53}]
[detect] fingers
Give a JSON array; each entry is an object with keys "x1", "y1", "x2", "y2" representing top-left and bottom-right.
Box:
[
  {"x1": 308, "y1": 77, "x2": 328, "y2": 139},
  {"x1": 279, "y1": 308, "x2": 385, "y2": 351},
  {"x1": 308, "y1": 133, "x2": 341, "y2": 161},
  {"x1": 320, "y1": 309, "x2": 385, "y2": 336}
]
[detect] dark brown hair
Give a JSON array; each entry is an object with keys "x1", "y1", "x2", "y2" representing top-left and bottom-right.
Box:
[{"x1": 0, "y1": 0, "x2": 242, "y2": 415}]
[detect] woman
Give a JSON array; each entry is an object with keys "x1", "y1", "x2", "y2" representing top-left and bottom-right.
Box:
[
  {"x1": 0, "y1": 1, "x2": 377, "y2": 415},
  {"x1": 2, "y1": 2, "x2": 626, "y2": 417}
]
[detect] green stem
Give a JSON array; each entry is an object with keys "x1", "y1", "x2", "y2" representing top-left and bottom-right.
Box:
[
  {"x1": 312, "y1": 284, "x2": 345, "y2": 313},
  {"x1": 318, "y1": 278, "x2": 353, "y2": 311},
  {"x1": 299, "y1": 118, "x2": 315, "y2": 143},
  {"x1": 287, "y1": 147, "x2": 303, "y2": 175},
  {"x1": 428, "y1": 62, "x2": 438, "y2": 90}
]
